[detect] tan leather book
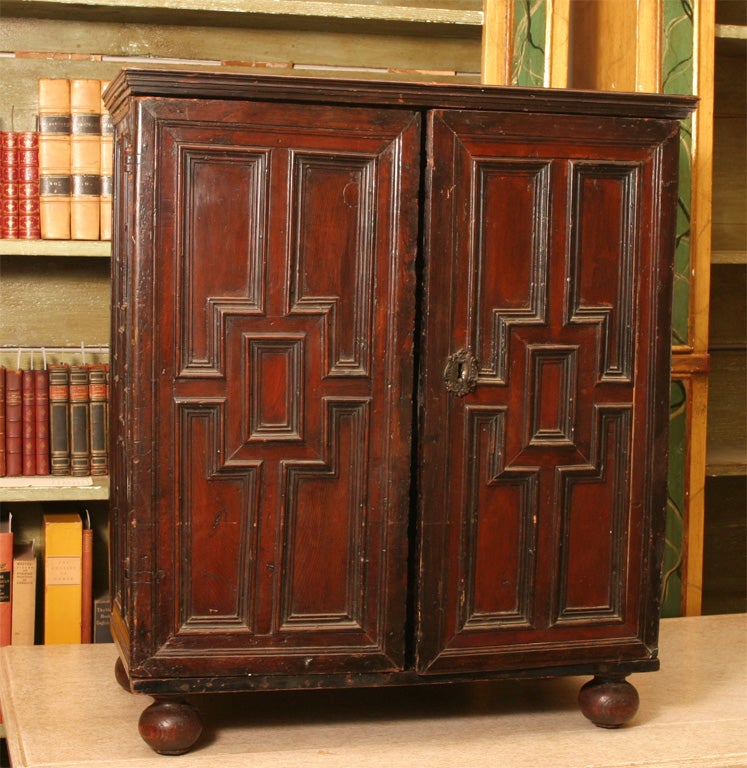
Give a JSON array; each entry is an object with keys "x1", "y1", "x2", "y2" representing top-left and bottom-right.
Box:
[
  {"x1": 70, "y1": 79, "x2": 101, "y2": 240},
  {"x1": 38, "y1": 78, "x2": 71, "y2": 239},
  {"x1": 100, "y1": 80, "x2": 113, "y2": 241}
]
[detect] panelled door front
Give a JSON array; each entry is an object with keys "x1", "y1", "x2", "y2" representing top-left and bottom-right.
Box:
[
  {"x1": 137, "y1": 97, "x2": 421, "y2": 678},
  {"x1": 416, "y1": 109, "x2": 677, "y2": 674}
]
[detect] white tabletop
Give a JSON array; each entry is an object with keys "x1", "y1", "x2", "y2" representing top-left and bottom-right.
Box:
[{"x1": 1, "y1": 614, "x2": 745, "y2": 768}]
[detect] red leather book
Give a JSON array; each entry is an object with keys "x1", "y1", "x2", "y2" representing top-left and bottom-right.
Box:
[
  {"x1": 69, "y1": 364, "x2": 90, "y2": 476},
  {"x1": 81, "y1": 516, "x2": 93, "y2": 643},
  {"x1": 0, "y1": 132, "x2": 19, "y2": 239},
  {"x1": 0, "y1": 367, "x2": 5, "y2": 477},
  {"x1": 49, "y1": 364, "x2": 71, "y2": 475},
  {"x1": 5, "y1": 370, "x2": 22, "y2": 477},
  {"x1": 21, "y1": 370, "x2": 35, "y2": 476},
  {"x1": 35, "y1": 368, "x2": 50, "y2": 475},
  {"x1": 18, "y1": 132, "x2": 40, "y2": 240}
]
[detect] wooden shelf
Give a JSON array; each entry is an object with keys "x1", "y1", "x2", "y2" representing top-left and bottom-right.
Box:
[
  {"x1": 0, "y1": 240, "x2": 110, "y2": 258},
  {"x1": 712, "y1": 250, "x2": 747, "y2": 265},
  {"x1": 0, "y1": 476, "x2": 110, "y2": 502},
  {"x1": 1, "y1": 0, "x2": 483, "y2": 35}
]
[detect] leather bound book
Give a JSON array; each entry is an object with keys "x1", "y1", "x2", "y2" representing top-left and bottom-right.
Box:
[
  {"x1": 5, "y1": 369, "x2": 22, "y2": 477},
  {"x1": 0, "y1": 132, "x2": 19, "y2": 239},
  {"x1": 70, "y1": 79, "x2": 101, "y2": 240},
  {"x1": 88, "y1": 364, "x2": 108, "y2": 476},
  {"x1": 81, "y1": 519, "x2": 93, "y2": 643},
  {"x1": 100, "y1": 81, "x2": 113, "y2": 241},
  {"x1": 48, "y1": 363, "x2": 71, "y2": 475},
  {"x1": 21, "y1": 369, "x2": 35, "y2": 476},
  {"x1": 18, "y1": 132, "x2": 41, "y2": 240},
  {"x1": 69, "y1": 364, "x2": 90, "y2": 476},
  {"x1": 0, "y1": 366, "x2": 5, "y2": 477},
  {"x1": 35, "y1": 368, "x2": 50, "y2": 475},
  {"x1": 38, "y1": 78, "x2": 71, "y2": 239}
]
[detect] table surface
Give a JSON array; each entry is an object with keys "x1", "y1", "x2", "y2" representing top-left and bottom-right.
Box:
[{"x1": 0, "y1": 614, "x2": 745, "y2": 768}]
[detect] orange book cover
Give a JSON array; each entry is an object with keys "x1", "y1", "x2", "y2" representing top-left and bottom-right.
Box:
[
  {"x1": 81, "y1": 513, "x2": 93, "y2": 643},
  {"x1": 0, "y1": 517, "x2": 13, "y2": 648},
  {"x1": 70, "y1": 78, "x2": 101, "y2": 240},
  {"x1": 38, "y1": 78, "x2": 71, "y2": 240},
  {"x1": 100, "y1": 80, "x2": 113, "y2": 241},
  {"x1": 11, "y1": 540, "x2": 36, "y2": 646},
  {"x1": 43, "y1": 513, "x2": 82, "y2": 644}
]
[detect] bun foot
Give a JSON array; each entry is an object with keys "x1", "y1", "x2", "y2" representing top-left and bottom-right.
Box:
[
  {"x1": 114, "y1": 657, "x2": 130, "y2": 692},
  {"x1": 578, "y1": 675, "x2": 640, "y2": 728},
  {"x1": 138, "y1": 698, "x2": 203, "y2": 755}
]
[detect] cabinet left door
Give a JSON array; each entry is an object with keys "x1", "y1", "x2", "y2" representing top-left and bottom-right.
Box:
[{"x1": 111, "y1": 96, "x2": 422, "y2": 684}]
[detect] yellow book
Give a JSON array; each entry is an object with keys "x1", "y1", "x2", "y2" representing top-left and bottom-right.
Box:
[
  {"x1": 70, "y1": 78, "x2": 101, "y2": 240},
  {"x1": 38, "y1": 78, "x2": 71, "y2": 240},
  {"x1": 43, "y1": 513, "x2": 82, "y2": 644}
]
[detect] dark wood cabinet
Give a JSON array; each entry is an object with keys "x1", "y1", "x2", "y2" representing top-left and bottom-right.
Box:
[{"x1": 104, "y1": 70, "x2": 694, "y2": 755}]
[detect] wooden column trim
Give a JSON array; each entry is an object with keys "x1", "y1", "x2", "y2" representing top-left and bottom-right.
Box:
[
  {"x1": 482, "y1": 0, "x2": 513, "y2": 85},
  {"x1": 635, "y1": 0, "x2": 662, "y2": 92},
  {"x1": 545, "y1": 0, "x2": 570, "y2": 87}
]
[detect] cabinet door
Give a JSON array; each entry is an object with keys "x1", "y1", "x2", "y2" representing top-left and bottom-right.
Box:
[
  {"x1": 122, "y1": 97, "x2": 420, "y2": 679},
  {"x1": 416, "y1": 109, "x2": 679, "y2": 674}
]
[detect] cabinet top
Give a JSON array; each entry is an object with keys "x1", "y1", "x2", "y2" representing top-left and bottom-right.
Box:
[{"x1": 104, "y1": 68, "x2": 696, "y2": 125}]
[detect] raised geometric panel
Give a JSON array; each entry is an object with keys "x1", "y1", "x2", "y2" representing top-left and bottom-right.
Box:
[
  {"x1": 178, "y1": 146, "x2": 269, "y2": 377},
  {"x1": 245, "y1": 334, "x2": 304, "y2": 442},
  {"x1": 280, "y1": 400, "x2": 370, "y2": 630},
  {"x1": 554, "y1": 407, "x2": 632, "y2": 624},
  {"x1": 176, "y1": 400, "x2": 260, "y2": 632},
  {"x1": 460, "y1": 407, "x2": 539, "y2": 629},
  {"x1": 525, "y1": 345, "x2": 578, "y2": 447},
  {"x1": 566, "y1": 161, "x2": 641, "y2": 382},
  {"x1": 473, "y1": 159, "x2": 551, "y2": 383},
  {"x1": 288, "y1": 153, "x2": 375, "y2": 377}
]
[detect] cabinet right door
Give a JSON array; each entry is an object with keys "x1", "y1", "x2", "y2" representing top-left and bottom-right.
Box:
[{"x1": 416, "y1": 108, "x2": 680, "y2": 675}]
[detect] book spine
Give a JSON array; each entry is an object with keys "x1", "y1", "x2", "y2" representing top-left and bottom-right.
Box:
[
  {"x1": 35, "y1": 368, "x2": 50, "y2": 475},
  {"x1": 100, "y1": 81, "x2": 113, "y2": 241},
  {"x1": 43, "y1": 513, "x2": 83, "y2": 644},
  {"x1": 39, "y1": 78, "x2": 71, "y2": 240},
  {"x1": 48, "y1": 364, "x2": 70, "y2": 475},
  {"x1": 93, "y1": 593, "x2": 112, "y2": 643},
  {"x1": 0, "y1": 526, "x2": 12, "y2": 647},
  {"x1": 18, "y1": 131, "x2": 41, "y2": 240},
  {"x1": 5, "y1": 370, "x2": 22, "y2": 477},
  {"x1": 88, "y1": 364, "x2": 108, "y2": 476},
  {"x1": 21, "y1": 369, "x2": 35, "y2": 476},
  {"x1": 0, "y1": 366, "x2": 5, "y2": 477},
  {"x1": 0, "y1": 132, "x2": 19, "y2": 239},
  {"x1": 70, "y1": 78, "x2": 101, "y2": 240},
  {"x1": 81, "y1": 526, "x2": 93, "y2": 643},
  {"x1": 11, "y1": 542, "x2": 36, "y2": 646},
  {"x1": 69, "y1": 364, "x2": 90, "y2": 476}
]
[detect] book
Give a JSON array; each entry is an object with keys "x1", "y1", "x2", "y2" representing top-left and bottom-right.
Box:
[
  {"x1": 43, "y1": 512, "x2": 82, "y2": 644},
  {"x1": 0, "y1": 132, "x2": 19, "y2": 239},
  {"x1": 5, "y1": 369, "x2": 23, "y2": 477},
  {"x1": 49, "y1": 363, "x2": 71, "y2": 475},
  {"x1": 0, "y1": 516, "x2": 13, "y2": 647},
  {"x1": 88, "y1": 364, "x2": 108, "y2": 475},
  {"x1": 93, "y1": 591, "x2": 112, "y2": 643},
  {"x1": 70, "y1": 79, "x2": 101, "y2": 240},
  {"x1": 34, "y1": 367, "x2": 50, "y2": 475},
  {"x1": 81, "y1": 511, "x2": 93, "y2": 643},
  {"x1": 11, "y1": 540, "x2": 36, "y2": 646},
  {"x1": 21, "y1": 369, "x2": 35, "y2": 476},
  {"x1": 0, "y1": 366, "x2": 5, "y2": 476},
  {"x1": 38, "y1": 78, "x2": 71, "y2": 239},
  {"x1": 100, "y1": 81, "x2": 113, "y2": 241},
  {"x1": 18, "y1": 131, "x2": 41, "y2": 240},
  {"x1": 69, "y1": 364, "x2": 90, "y2": 476}
]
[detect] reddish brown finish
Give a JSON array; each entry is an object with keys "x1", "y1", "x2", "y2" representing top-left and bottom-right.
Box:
[
  {"x1": 138, "y1": 699, "x2": 203, "y2": 755},
  {"x1": 104, "y1": 69, "x2": 693, "y2": 750},
  {"x1": 578, "y1": 676, "x2": 641, "y2": 728}
]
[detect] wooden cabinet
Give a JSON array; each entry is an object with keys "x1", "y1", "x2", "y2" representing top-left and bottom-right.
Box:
[{"x1": 104, "y1": 69, "x2": 694, "y2": 755}]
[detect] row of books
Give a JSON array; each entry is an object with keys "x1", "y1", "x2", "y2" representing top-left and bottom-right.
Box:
[
  {"x1": 0, "y1": 363, "x2": 109, "y2": 478},
  {"x1": 0, "y1": 512, "x2": 112, "y2": 649},
  {"x1": 0, "y1": 78, "x2": 113, "y2": 241}
]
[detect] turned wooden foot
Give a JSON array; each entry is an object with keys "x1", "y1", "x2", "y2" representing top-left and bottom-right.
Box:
[
  {"x1": 578, "y1": 675, "x2": 640, "y2": 728},
  {"x1": 114, "y1": 657, "x2": 130, "y2": 692},
  {"x1": 138, "y1": 698, "x2": 203, "y2": 755}
]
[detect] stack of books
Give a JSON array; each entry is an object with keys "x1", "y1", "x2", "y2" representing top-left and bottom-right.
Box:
[
  {"x1": 0, "y1": 512, "x2": 112, "y2": 649},
  {"x1": 0, "y1": 77, "x2": 113, "y2": 241},
  {"x1": 0, "y1": 362, "x2": 109, "y2": 479}
]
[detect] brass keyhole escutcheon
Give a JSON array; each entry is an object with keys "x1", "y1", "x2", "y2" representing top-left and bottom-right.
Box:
[{"x1": 443, "y1": 349, "x2": 478, "y2": 396}]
